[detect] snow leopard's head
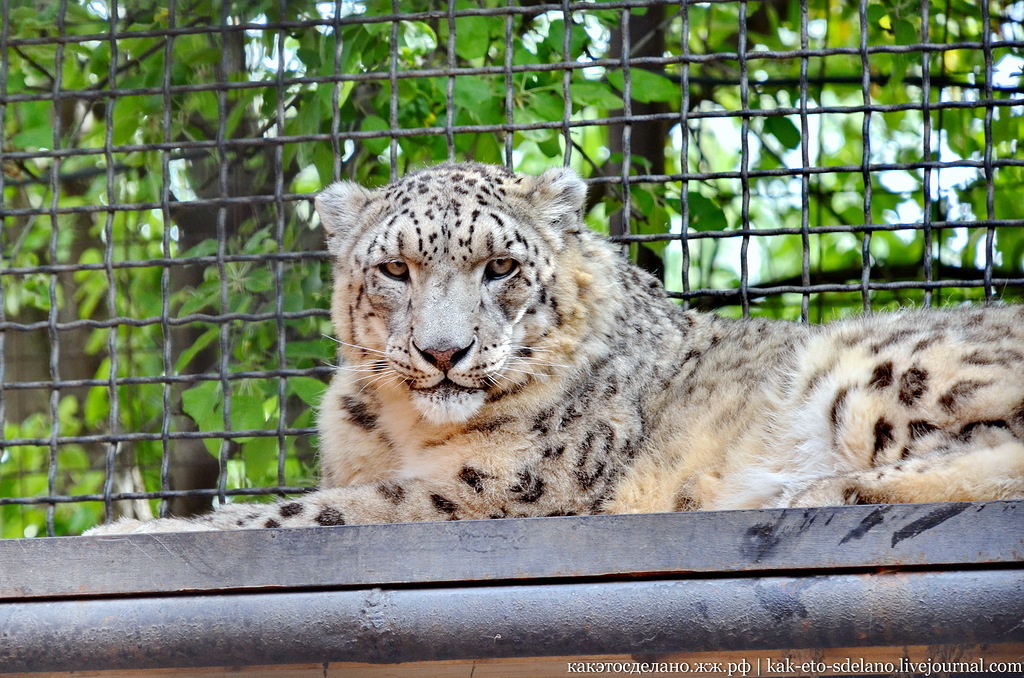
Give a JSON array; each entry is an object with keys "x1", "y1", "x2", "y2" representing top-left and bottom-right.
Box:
[{"x1": 315, "y1": 162, "x2": 587, "y2": 425}]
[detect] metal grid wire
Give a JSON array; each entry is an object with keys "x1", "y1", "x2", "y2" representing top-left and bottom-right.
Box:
[{"x1": 1, "y1": 0, "x2": 1023, "y2": 536}]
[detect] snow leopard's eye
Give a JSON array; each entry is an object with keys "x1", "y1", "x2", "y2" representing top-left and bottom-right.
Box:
[
  {"x1": 379, "y1": 260, "x2": 409, "y2": 281},
  {"x1": 484, "y1": 257, "x2": 519, "y2": 281}
]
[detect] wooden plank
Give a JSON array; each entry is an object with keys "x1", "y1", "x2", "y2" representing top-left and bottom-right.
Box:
[
  {"x1": 4, "y1": 644, "x2": 1022, "y2": 678},
  {"x1": 1, "y1": 501, "x2": 1021, "y2": 600}
]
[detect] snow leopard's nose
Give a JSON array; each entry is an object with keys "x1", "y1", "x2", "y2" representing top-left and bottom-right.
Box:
[{"x1": 414, "y1": 340, "x2": 474, "y2": 373}]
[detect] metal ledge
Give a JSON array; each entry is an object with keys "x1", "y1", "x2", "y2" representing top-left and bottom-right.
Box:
[
  {"x1": 2, "y1": 570, "x2": 1022, "y2": 672},
  {"x1": 0, "y1": 502, "x2": 1022, "y2": 673}
]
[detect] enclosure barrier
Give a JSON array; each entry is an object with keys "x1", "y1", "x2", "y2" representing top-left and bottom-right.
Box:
[
  {"x1": 2, "y1": 2, "x2": 1024, "y2": 673},
  {"x1": 1, "y1": 501, "x2": 1021, "y2": 675},
  {"x1": 3, "y1": 0, "x2": 1024, "y2": 540}
]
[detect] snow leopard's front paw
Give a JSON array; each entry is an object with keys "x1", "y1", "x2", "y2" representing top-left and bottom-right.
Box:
[
  {"x1": 83, "y1": 517, "x2": 217, "y2": 535},
  {"x1": 783, "y1": 475, "x2": 866, "y2": 508}
]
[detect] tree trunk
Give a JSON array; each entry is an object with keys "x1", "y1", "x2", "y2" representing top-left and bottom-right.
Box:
[{"x1": 607, "y1": 5, "x2": 668, "y2": 280}]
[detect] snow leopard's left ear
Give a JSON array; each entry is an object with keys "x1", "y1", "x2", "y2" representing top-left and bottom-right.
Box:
[
  {"x1": 315, "y1": 181, "x2": 373, "y2": 247},
  {"x1": 525, "y1": 166, "x2": 587, "y2": 230}
]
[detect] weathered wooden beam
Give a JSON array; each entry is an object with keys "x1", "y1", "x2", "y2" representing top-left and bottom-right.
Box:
[
  {"x1": 1, "y1": 501, "x2": 1021, "y2": 600},
  {"x1": 0, "y1": 502, "x2": 1021, "y2": 673}
]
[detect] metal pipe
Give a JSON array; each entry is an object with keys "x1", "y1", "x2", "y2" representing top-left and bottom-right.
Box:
[{"x1": 1, "y1": 569, "x2": 1020, "y2": 672}]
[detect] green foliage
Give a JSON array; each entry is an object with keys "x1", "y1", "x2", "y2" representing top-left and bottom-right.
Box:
[{"x1": 1, "y1": 0, "x2": 1022, "y2": 536}]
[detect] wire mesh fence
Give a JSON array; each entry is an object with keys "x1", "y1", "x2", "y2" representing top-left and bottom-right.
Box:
[{"x1": 1, "y1": 0, "x2": 1022, "y2": 537}]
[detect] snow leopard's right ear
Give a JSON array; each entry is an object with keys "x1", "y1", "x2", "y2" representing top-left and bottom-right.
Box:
[
  {"x1": 524, "y1": 166, "x2": 588, "y2": 231},
  {"x1": 315, "y1": 181, "x2": 372, "y2": 247}
]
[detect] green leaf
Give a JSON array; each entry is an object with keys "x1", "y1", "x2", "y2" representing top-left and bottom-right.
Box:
[
  {"x1": 243, "y1": 268, "x2": 274, "y2": 293},
  {"x1": 360, "y1": 115, "x2": 391, "y2": 155},
  {"x1": 228, "y1": 394, "x2": 270, "y2": 439},
  {"x1": 892, "y1": 19, "x2": 916, "y2": 45},
  {"x1": 11, "y1": 126, "x2": 54, "y2": 150},
  {"x1": 286, "y1": 340, "x2": 331, "y2": 362},
  {"x1": 290, "y1": 376, "x2": 327, "y2": 407},
  {"x1": 517, "y1": 90, "x2": 564, "y2": 143},
  {"x1": 174, "y1": 326, "x2": 219, "y2": 373},
  {"x1": 179, "y1": 46, "x2": 222, "y2": 67},
  {"x1": 313, "y1": 143, "x2": 338, "y2": 189},
  {"x1": 453, "y1": 76, "x2": 495, "y2": 111},
  {"x1": 631, "y1": 187, "x2": 656, "y2": 216},
  {"x1": 765, "y1": 116, "x2": 801, "y2": 150},
  {"x1": 294, "y1": 98, "x2": 322, "y2": 168},
  {"x1": 530, "y1": 134, "x2": 558, "y2": 158},
  {"x1": 571, "y1": 80, "x2": 623, "y2": 109},
  {"x1": 545, "y1": 19, "x2": 589, "y2": 57},
  {"x1": 182, "y1": 381, "x2": 223, "y2": 455},
  {"x1": 454, "y1": 15, "x2": 491, "y2": 61},
  {"x1": 400, "y1": 21, "x2": 439, "y2": 56},
  {"x1": 866, "y1": 5, "x2": 887, "y2": 27},
  {"x1": 686, "y1": 192, "x2": 729, "y2": 232},
  {"x1": 606, "y1": 69, "x2": 679, "y2": 104},
  {"x1": 181, "y1": 238, "x2": 219, "y2": 258},
  {"x1": 84, "y1": 385, "x2": 110, "y2": 428},
  {"x1": 182, "y1": 381, "x2": 220, "y2": 426},
  {"x1": 241, "y1": 436, "x2": 278, "y2": 483},
  {"x1": 292, "y1": 408, "x2": 315, "y2": 432},
  {"x1": 177, "y1": 279, "x2": 218, "y2": 316}
]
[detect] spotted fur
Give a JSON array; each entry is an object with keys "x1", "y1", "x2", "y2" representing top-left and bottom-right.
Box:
[{"x1": 86, "y1": 163, "x2": 1024, "y2": 534}]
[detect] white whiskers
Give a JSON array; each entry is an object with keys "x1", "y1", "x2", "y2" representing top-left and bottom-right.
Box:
[
  {"x1": 354, "y1": 369, "x2": 404, "y2": 393},
  {"x1": 324, "y1": 334, "x2": 388, "y2": 357},
  {"x1": 509, "y1": 345, "x2": 570, "y2": 370}
]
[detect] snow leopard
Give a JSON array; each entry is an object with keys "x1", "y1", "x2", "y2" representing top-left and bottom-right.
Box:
[{"x1": 85, "y1": 162, "x2": 1024, "y2": 534}]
